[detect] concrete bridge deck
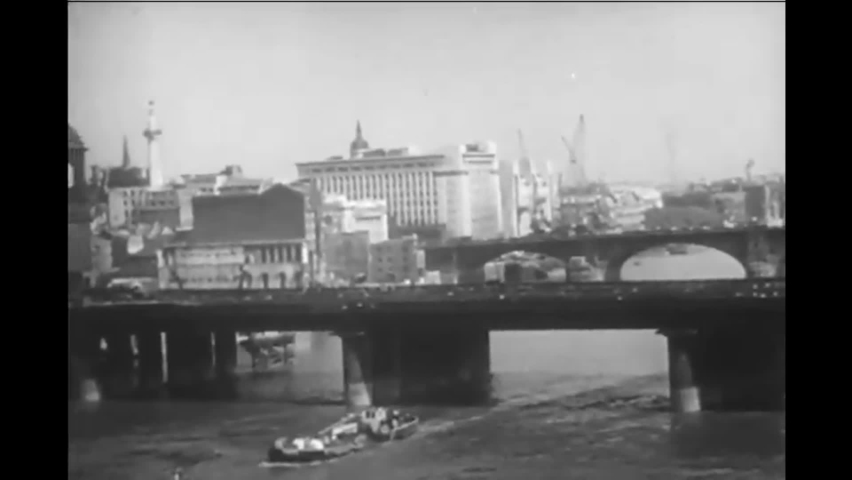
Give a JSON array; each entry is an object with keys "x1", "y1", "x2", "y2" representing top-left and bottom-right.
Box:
[{"x1": 70, "y1": 279, "x2": 785, "y2": 332}]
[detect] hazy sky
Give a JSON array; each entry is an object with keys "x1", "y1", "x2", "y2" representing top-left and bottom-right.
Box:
[{"x1": 68, "y1": 2, "x2": 784, "y2": 184}]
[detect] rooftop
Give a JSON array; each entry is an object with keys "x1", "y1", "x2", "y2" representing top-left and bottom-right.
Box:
[{"x1": 171, "y1": 184, "x2": 306, "y2": 247}]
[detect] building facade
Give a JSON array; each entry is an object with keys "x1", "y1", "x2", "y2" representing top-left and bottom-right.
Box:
[
  {"x1": 323, "y1": 231, "x2": 371, "y2": 284},
  {"x1": 68, "y1": 125, "x2": 88, "y2": 204},
  {"x1": 108, "y1": 186, "x2": 192, "y2": 229},
  {"x1": 158, "y1": 184, "x2": 309, "y2": 289},
  {"x1": 368, "y1": 235, "x2": 425, "y2": 284},
  {"x1": 434, "y1": 142, "x2": 504, "y2": 240},
  {"x1": 744, "y1": 183, "x2": 785, "y2": 226},
  {"x1": 295, "y1": 124, "x2": 503, "y2": 241}
]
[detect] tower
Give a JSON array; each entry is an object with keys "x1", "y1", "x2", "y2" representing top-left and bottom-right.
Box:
[
  {"x1": 349, "y1": 121, "x2": 370, "y2": 159},
  {"x1": 121, "y1": 135, "x2": 131, "y2": 169},
  {"x1": 143, "y1": 100, "x2": 164, "y2": 188}
]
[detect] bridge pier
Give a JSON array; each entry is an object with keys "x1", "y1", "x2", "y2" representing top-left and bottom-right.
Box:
[
  {"x1": 137, "y1": 331, "x2": 165, "y2": 397},
  {"x1": 166, "y1": 330, "x2": 214, "y2": 398},
  {"x1": 102, "y1": 333, "x2": 136, "y2": 399},
  {"x1": 214, "y1": 330, "x2": 238, "y2": 380},
  {"x1": 400, "y1": 328, "x2": 491, "y2": 404},
  {"x1": 342, "y1": 332, "x2": 374, "y2": 407},
  {"x1": 661, "y1": 326, "x2": 785, "y2": 412},
  {"x1": 664, "y1": 330, "x2": 702, "y2": 413},
  {"x1": 341, "y1": 327, "x2": 491, "y2": 408},
  {"x1": 69, "y1": 329, "x2": 102, "y2": 402}
]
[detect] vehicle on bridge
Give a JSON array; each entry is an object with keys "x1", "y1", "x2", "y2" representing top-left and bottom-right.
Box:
[{"x1": 567, "y1": 256, "x2": 602, "y2": 282}]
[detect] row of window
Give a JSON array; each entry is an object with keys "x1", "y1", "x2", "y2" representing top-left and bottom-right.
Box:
[{"x1": 305, "y1": 161, "x2": 437, "y2": 175}]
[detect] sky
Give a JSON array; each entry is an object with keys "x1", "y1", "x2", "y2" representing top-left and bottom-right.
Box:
[{"x1": 68, "y1": 2, "x2": 785, "y2": 184}]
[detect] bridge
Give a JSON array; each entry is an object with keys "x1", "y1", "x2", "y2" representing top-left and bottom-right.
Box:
[
  {"x1": 423, "y1": 226, "x2": 786, "y2": 281},
  {"x1": 69, "y1": 279, "x2": 786, "y2": 413},
  {"x1": 71, "y1": 279, "x2": 784, "y2": 331}
]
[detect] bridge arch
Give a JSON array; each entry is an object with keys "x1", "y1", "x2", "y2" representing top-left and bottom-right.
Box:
[{"x1": 607, "y1": 242, "x2": 748, "y2": 282}]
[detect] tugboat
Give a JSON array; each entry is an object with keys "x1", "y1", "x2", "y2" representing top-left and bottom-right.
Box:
[
  {"x1": 262, "y1": 407, "x2": 419, "y2": 467},
  {"x1": 359, "y1": 407, "x2": 419, "y2": 441},
  {"x1": 264, "y1": 434, "x2": 365, "y2": 466}
]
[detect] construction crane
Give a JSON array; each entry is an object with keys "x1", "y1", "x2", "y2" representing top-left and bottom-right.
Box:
[
  {"x1": 745, "y1": 158, "x2": 755, "y2": 183},
  {"x1": 561, "y1": 115, "x2": 588, "y2": 187}
]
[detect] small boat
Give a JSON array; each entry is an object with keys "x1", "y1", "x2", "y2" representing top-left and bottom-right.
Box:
[
  {"x1": 264, "y1": 435, "x2": 365, "y2": 466},
  {"x1": 360, "y1": 407, "x2": 420, "y2": 442}
]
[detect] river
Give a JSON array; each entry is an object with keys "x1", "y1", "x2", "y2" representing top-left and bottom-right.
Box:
[{"x1": 68, "y1": 247, "x2": 785, "y2": 480}]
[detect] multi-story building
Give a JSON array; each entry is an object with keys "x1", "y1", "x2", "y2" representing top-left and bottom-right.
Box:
[
  {"x1": 295, "y1": 123, "x2": 503, "y2": 241},
  {"x1": 68, "y1": 224, "x2": 115, "y2": 290},
  {"x1": 435, "y1": 142, "x2": 504, "y2": 240},
  {"x1": 314, "y1": 194, "x2": 389, "y2": 245},
  {"x1": 509, "y1": 159, "x2": 557, "y2": 237},
  {"x1": 323, "y1": 231, "x2": 371, "y2": 283},
  {"x1": 158, "y1": 183, "x2": 309, "y2": 290},
  {"x1": 744, "y1": 183, "x2": 785, "y2": 226},
  {"x1": 108, "y1": 186, "x2": 192, "y2": 229},
  {"x1": 368, "y1": 235, "x2": 425, "y2": 284}
]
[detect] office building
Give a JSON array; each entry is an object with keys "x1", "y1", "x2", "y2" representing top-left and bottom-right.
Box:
[{"x1": 295, "y1": 122, "x2": 503, "y2": 240}]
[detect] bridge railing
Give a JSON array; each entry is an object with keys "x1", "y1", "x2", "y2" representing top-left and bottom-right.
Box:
[
  {"x1": 422, "y1": 225, "x2": 785, "y2": 249},
  {"x1": 72, "y1": 279, "x2": 785, "y2": 307}
]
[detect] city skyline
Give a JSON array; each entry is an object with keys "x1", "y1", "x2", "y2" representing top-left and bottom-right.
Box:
[{"x1": 69, "y1": 2, "x2": 785, "y2": 184}]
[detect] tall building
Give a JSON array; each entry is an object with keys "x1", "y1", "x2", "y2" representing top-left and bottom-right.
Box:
[
  {"x1": 295, "y1": 123, "x2": 503, "y2": 241},
  {"x1": 158, "y1": 184, "x2": 309, "y2": 290},
  {"x1": 435, "y1": 142, "x2": 504, "y2": 240}
]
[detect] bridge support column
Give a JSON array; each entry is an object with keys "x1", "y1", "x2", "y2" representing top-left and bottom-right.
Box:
[
  {"x1": 342, "y1": 327, "x2": 492, "y2": 407},
  {"x1": 661, "y1": 326, "x2": 785, "y2": 412},
  {"x1": 103, "y1": 333, "x2": 136, "y2": 399},
  {"x1": 69, "y1": 329, "x2": 101, "y2": 402},
  {"x1": 214, "y1": 330, "x2": 238, "y2": 380},
  {"x1": 663, "y1": 329, "x2": 702, "y2": 414},
  {"x1": 166, "y1": 330, "x2": 214, "y2": 398},
  {"x1": 137, "y1": 331, "x2": 165, "y2": 397},
  {"x1": 213, "y1": 330, "x2": 239, "y2": 399},
  {"x1": 342, "y1": 332, "x2": 374, "y2": 408},
  {"x1": 696, "y1": 326, "x2": 785, "y2": 411},
  {"x1": 371, "y1": 328, "x2": 402, "y2": 406},
  {"x1": 399, "y1": 328, "x2": 491, "y2": 405}
]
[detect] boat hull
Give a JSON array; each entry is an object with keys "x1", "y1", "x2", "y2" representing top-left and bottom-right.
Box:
[
  {"x1": 367, "y1": 418, "x2": 419, "y2": 442},
  {"x1": 266, "y1": 438, "x2": 364, "y2": 465}
]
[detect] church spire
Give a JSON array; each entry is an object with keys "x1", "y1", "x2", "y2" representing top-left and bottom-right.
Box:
[
  {"x1": 121, "y1": 135, "x2": 131, "y2": 169},
  {"x1": 349, "y1": 120, "x2": 370, "y2": 158}
]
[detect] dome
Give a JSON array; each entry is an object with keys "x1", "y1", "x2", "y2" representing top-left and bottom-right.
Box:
[
  {"x1": 68, "y1": 124, "x2": 86, "y2": 149},
  {"x1": 350, "y1": 137, "x2": 369, "y2": 152},
  {"x1": 349, "y1": 121, "x2": 369, "y2": 156}
]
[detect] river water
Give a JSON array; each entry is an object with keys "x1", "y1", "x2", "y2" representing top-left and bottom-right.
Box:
[{"x1": 68, "y1": 248, "x2": 785, "y2": 480}]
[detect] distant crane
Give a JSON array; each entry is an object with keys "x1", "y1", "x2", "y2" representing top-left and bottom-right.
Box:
[
  {"x1": 561, "y1": 115, "x2": 588, "y2": 187},
  {"x1": 745, "y1": 158, "x2": 755, "y2": 183}
]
